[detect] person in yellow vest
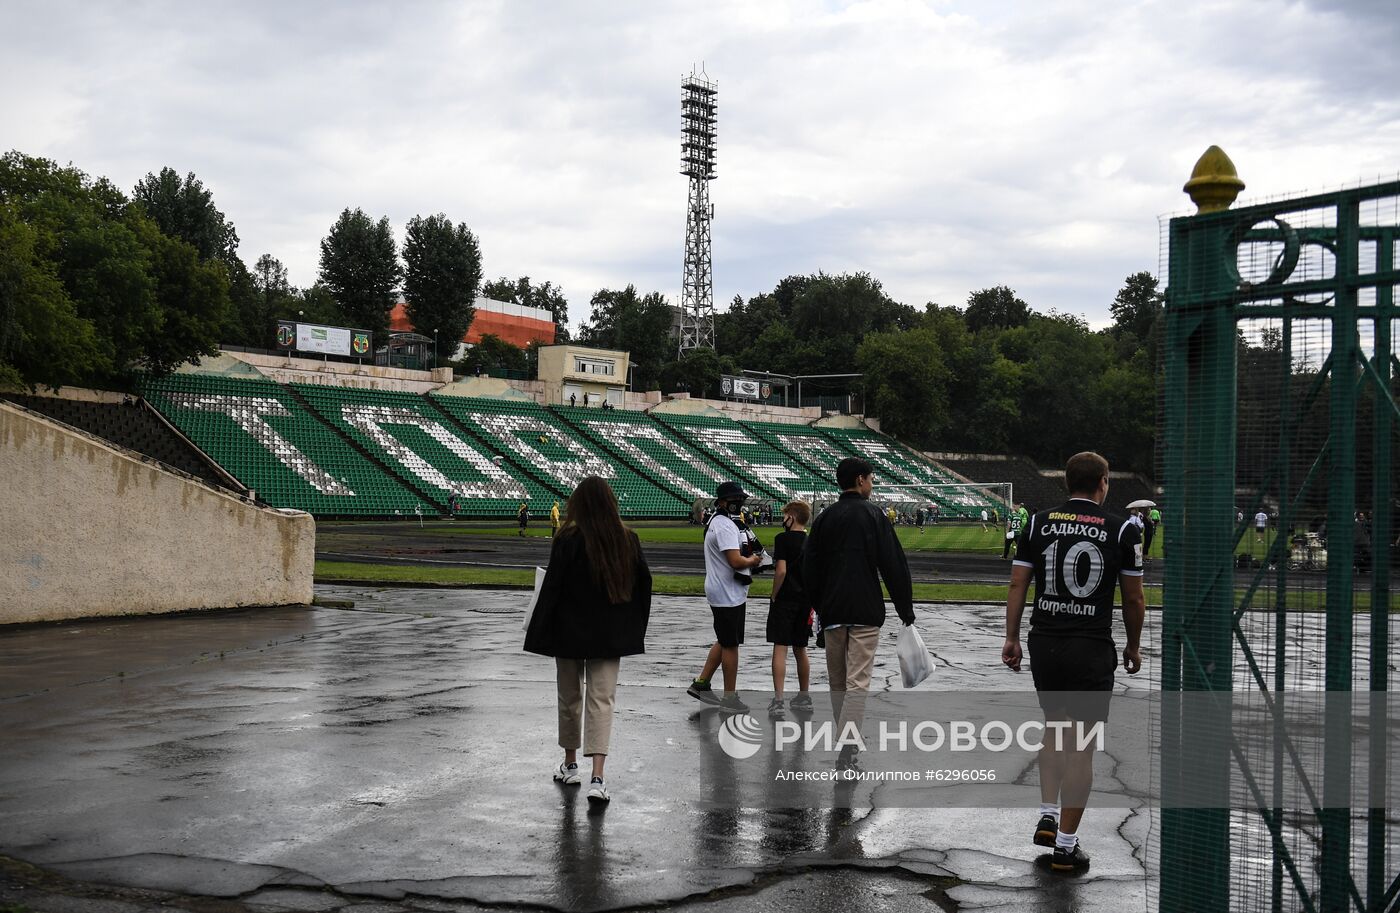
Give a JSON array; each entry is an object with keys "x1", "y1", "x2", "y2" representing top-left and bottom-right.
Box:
[{"x1": 550, "y1": 501, "x2": 561, "y2": 537}]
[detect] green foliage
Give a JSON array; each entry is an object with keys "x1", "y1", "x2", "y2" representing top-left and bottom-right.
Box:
[
  {"x1": 457, "y1": 333, "x2": 528, "y2": 377},
  {"x1": 132, "y1": 166, "x2": 266, "y2": 350},
  {"x1": 857, "y1": 326, "x2": 951, "y2": 444},
  {"x1": 0, "y1": 151, "x2": 229, "y2": 389},
  {"x1": 318, "y1": 207, "x2": 400, "y2": 340},
  {"x1": 287, "y1": 281, "x2": 344, "y2": 327},
  {"x1": 0, "y1": 201, "x2": 104, "y2": 388},
  {"x1": 403, "y1": 213, "x2": 481, "y2": 355},
  {"x1": 964, "y1": 285, "x2": 1030, "y2": 333},
  {"x1": 577, "y1": 284, "x2": 673, "y2": 389},
  {"x1": 132, "y1": 166, "x2": 240, "y2": 267},
  {"x1": 1110, "y1": 270, "x2": 1163, "y2": 344},
  {"x1": 482, "y1": 275, "x2": 570, "y2": 341},
  {"x1": 659, "y1": 346, "x2": 736, "y2": 398},
  {"x1": 227, "y1": 253, "x2": 301, "y2": 348}
]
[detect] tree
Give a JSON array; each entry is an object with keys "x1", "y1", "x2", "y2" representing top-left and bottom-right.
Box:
[
  {"x1": 0, "y1": 152, "x2": 230, "y2": 387},
  {"x1": 403, "y1": 213, "x2": 481, "y2": 357},
  {"x1": 964, "y1": 286, "x2": 1030, "y2": 333},
  {"x1": 132, "y1": 167, "x2": 240, "y2": 268},
  {"x1": 577, "y1": 285, "x2": 674, "y2": 390},
  {"x1": 287, "y1": 282, "x2": 343, "y2": 327},
  {"x1": 459, "y1": 333, "x2": 527, "y2": 376},
  {"x1": 787, "y1": 272, "x2": 916, "y2": 370},
  {"x1": 715, "y1": 273, "x2": 915, "y2": 380},
  {"x1": 0, "y1": 200, "x2": 104, "y2": 388},
  {"x1": 659, "y1": 347, "x2": 736, "y2": 398},
  {"x1": 318, "y1": 208, "x2": 401, "y2": 340},
  {"x1": 483, "y1": 275, "x2": 571, "y2": 342},
  {"x1": 856, "y1": 327, "x2": 951, "y2": 446},
  {"x1": 1109, "y1": 271, "x2": 1163, "y2": 348},
  {"x1": 230, "y1": 254, "x2": 299, "y2": 348}
]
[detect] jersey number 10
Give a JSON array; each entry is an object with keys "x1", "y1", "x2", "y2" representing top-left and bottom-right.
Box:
[{"x1": 1042, "y1": 540, "x2": 1105, "y2": 598}]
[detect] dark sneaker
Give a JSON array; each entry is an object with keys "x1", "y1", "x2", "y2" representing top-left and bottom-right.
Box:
[
  {"x1": 1034, "y1": 814, "x2": 1057, "y2": 847},
  {"x1": 1051, "y1": 842, "x2": 1090, "y2": 873},
  {"x1": 687, "y1": 680, "x2": 720, "y2": 705},
  {"x1": 836, "y1": 745, "x2": 861, "y2": 773},
  {"x1": 789, "y1": 693, "x2": 814, "y2": 715},
  {"x1": 718, "y1": 693, "x2": 750, "y2": 715},
  {"x1": 767, "y1": 698, "x2": 786, "y2": 720}
]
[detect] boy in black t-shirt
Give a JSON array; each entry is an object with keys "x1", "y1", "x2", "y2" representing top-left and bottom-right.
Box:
[
  {"x1": 767, "y1": 500, "x2": 814, "y2": 720},
  {"x1": 1002, "y1": 451, "x2": 1145, "y2": 875}
]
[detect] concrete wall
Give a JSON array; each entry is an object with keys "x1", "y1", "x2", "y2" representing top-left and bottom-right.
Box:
[
  {"x1": 0, "y1": 402, "x2": 314, "y2": 624},
  {"x1": 221, "y1": 350, "x2": 452, "y2": 393}
]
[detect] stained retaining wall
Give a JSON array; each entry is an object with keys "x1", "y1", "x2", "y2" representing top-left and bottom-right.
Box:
[{"x1": 0, "y1": 402, "x2": 314, "y2": 624}]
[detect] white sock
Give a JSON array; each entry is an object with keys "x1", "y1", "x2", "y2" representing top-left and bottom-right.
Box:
[
  {"x1": 1055, "y1": 829, "x2": 1078, "y2": 851},
  {"x1": 1039, "y1": 803, "x2": 1060, "y2": 820}
]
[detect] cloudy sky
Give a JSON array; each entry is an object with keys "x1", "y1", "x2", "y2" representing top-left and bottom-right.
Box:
[{"x1": 5, "y1": 0, "x2": 1397, "y2": 331}]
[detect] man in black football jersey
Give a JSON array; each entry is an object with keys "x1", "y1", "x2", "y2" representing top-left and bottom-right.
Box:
[{"x1": 1001, "y1": 451, "x2": 1145, "y2": 874}]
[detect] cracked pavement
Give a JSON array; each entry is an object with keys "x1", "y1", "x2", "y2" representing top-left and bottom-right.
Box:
[{"x1": 0, "y1": 588, "x2": 1155, "y2": 912}]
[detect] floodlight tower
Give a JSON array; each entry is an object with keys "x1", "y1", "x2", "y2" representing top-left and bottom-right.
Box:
[{"x1": 678, "y1": 68, "x2": 717, "y2": 355}]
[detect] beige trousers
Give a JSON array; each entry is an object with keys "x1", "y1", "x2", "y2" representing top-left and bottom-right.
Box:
[
  {"x1": 556, "y1": 657, "x2": 621, "y2": 757},
  {"x1": 824, "y1": 625, "x2": 881, "y2": 734}
]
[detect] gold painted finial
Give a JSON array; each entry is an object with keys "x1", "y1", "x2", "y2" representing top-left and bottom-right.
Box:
[{"x1": 1183, "y1": 145, "x2": 1245, "y2": 213}]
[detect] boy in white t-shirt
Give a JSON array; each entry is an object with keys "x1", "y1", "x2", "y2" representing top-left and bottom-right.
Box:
[{"x1": 688, "y1": 481, "x2": 765, "y2": 714}]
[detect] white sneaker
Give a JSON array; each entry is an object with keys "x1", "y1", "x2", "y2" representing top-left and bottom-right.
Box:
[
  {"x1": 586, "y1": 776, "x2": 610, "y2": 804},
  {"x1": 553, "y1": 761, "x2": 581, "y2": 785}
]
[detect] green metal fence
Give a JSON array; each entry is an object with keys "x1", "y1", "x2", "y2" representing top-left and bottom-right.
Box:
[{"x1": 1160, "y1": 156, "x2": 1399, "y2": 912}]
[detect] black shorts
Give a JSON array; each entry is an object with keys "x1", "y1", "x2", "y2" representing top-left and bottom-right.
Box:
[
  {"x1": 1027, "y1": 634, "x2": 1116, "y2": 724},
  {"x1": 710, "y1": 603, "x2": 746, "y2": 648},
  {"x1": 766, "y1": 600, "x2": 811, "y2": 647}
]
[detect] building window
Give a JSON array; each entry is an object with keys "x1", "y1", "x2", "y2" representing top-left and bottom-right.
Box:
[
  {"x1": 606, "y1": 387, "x2": 623, "y2": 406},
  {"x1": 574, "y1": 357, "x2": 615, "y2": 376}
]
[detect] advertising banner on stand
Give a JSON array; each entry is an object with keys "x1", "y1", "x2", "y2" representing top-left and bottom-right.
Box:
[
  {"x1": 720, "y1": 374, "x2": 762, "y2": 400},
  {"x1": 276, "y1": 321, "x2": 371, "y2": 358}
]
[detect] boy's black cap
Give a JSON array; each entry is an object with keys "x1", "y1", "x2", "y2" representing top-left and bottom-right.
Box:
[{"x1": 716, "y1": 481, "x2": 749, "y2": 501}]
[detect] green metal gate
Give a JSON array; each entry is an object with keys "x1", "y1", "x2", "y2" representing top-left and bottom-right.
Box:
[{"x1": 1160, "y1": 150, "x2": 1399, "y2": 912}]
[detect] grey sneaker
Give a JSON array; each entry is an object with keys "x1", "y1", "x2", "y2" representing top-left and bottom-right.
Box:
[
  {"x1": 586, "y1": 776, "x2": 610, "y2": 804},
  {"x1": 687, "y1": 679, "x2": 720, "y2": 705},
  {"x1": 553, "y1": 761, "x2": 581, "y2": 786},
  {"x1": 789, "y1": 693, "x2": 814, "y2": 715},
  {"x1": 767, "y1": 698, "x2": 786, "y2": 720},
  {"x1": 718, "y1": 693, "x2": 750, "y2": 715}
]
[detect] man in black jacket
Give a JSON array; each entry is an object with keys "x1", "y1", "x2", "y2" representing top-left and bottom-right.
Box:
[{"x1": 803, "y1": 457, "x2": 915, "y2": 767}]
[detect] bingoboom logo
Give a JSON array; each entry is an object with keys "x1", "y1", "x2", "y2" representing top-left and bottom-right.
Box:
[{"x1": 717, "y1": 713, "x2": 764, "y2": 759}]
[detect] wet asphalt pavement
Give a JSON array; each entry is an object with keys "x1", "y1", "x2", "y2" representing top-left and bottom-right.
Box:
[{"x1": 0, "y1": 588, "x2": 1155, "y2": 912}]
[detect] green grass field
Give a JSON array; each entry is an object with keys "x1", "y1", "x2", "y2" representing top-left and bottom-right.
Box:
[
  {"x1": 431, "y1": 520, "x2": 1026, "y2": 553},
  {"x1": 314, "y1": 560, "x2": 1167, "y2": 605},
  {"x1": 313, "y1": 560, "x2": 1399, "y2": 610}
]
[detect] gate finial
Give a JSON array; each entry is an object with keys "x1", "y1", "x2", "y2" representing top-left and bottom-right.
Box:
[{"x1": 1184, "y1": 145, "x2": 1245, "y2": 213}]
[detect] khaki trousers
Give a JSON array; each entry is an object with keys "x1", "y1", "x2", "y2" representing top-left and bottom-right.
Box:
[
  {"x1": 824, "y1": 625, "x2": 881, "y2": 734},
  {"x1": 556, "y1": 657, "x2": 620, "y2": 757}
]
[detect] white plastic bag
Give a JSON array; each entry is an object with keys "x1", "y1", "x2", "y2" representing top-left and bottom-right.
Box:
[
  {"x1": 521, "y1": 566, "x2": 547, "y2": 631},
  {"x1": 896, "y1": 624, "x2": 935, "y2": 688}
]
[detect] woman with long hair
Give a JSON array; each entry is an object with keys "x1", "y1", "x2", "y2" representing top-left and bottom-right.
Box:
[{"x1": 524, "y1": 476, "x2": 651, "y2": 805}]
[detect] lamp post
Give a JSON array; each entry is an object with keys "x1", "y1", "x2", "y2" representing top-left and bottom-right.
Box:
[{"x1": 433, "y1": 328, "x2": 438, "y2": 370}]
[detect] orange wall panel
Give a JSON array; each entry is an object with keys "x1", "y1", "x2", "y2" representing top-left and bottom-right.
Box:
[{"x1": 388, "y1": 303, "x2": 555, "y2": 347}]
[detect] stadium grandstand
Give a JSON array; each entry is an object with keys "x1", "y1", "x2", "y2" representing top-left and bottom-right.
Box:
[
  {"x1": 933, "y1": 452, "x2": 1156, "y2": 514},
  {"x1": 0, "y1": 389, "x2": 241, "y2": 493},
  {"x1": 46, "y1": 348, "x2": 1021, "y2": 521}
]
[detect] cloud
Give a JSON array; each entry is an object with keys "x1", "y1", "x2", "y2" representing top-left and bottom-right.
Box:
[{"x1": 3, "y1": 0, "x2": 1396, "y2": 334}]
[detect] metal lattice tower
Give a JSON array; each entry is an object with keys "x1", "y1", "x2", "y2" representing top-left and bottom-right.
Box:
[{"x1": 679, "y1": 69, "x2": 716, "y2": 355}]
